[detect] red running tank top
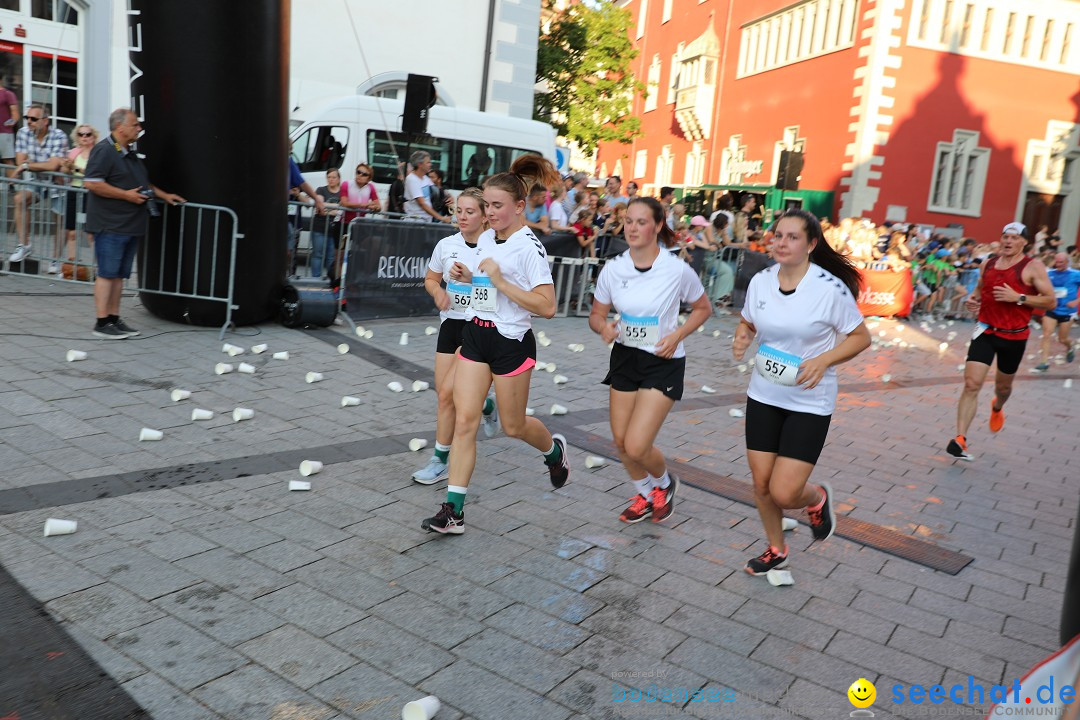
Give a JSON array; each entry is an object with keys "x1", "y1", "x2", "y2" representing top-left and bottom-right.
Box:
[{"x1": 979, "y1": 255, "x2": 1036, "y2": 339}]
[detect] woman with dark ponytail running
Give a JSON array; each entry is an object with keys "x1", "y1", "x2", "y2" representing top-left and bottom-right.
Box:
[
  {"x1": 421, "y1": 154, "x2": 571, "y2": 534},
  {"x1": 732, "y1": 209, "x2": 870, "y2": 575}
]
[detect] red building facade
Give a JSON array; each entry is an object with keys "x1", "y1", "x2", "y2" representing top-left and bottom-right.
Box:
[{"x1": 600, "y1": 0, "x2": 1080, "y2": 243}]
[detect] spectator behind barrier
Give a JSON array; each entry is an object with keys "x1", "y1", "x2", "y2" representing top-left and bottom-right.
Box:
[
  {"x1": 387, "y1": 161, "x2": 406, "y2": 214},
  {"x1": 524, "y1": 184, "x2": 550, "y2": 235},
  {"x1": 573, "y1": 208, "x2": 597, "y2": 258},
  {"x1": 548, "y1": 184, "x2": 572, "y2": 232},
  {"x1": 9, "y1": 103, "x2": 70, "y2": 268},
  {"x1": 0, "y1": 74, "x2": 18, "y2": 164},
  {"x1": 339, "y1": 162, "x2": 381, "y2": 222},
  {"x1": 604, "y1": 175, "x2": 628, "y2": 208},
  {"x1": 310, "y1": 168, "x2": 342, "y2": 279},
  {"x1": 563, "y1": 172, "x2": 588, "y2": 216},
  {"x1": 404, "y1": 150, "x2": 450, "y2": 222},
  {"x1": 62, "y1": 122, "x2": 99, "y2": 271},
  {"x1": 427, "y1": 168, "x2": 452, "y2": 218}
]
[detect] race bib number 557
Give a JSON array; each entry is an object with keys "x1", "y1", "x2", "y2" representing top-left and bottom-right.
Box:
[{"x1": 755, "y1": 344, "x2": 802, "y2": 386}]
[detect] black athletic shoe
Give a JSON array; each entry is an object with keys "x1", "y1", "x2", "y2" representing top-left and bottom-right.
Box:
[
  {"x1": 92, "y1": 322, "x2": 128, "y2": 340},
  {"x1": 946, "y1": 435, "x2": 974, "y2": 461},
  {"x1": 807, "y1": 481, "x2": 836, "y2": 541},
  {"x1": 546, "y1": 433, "x2": 570, "y2": 489},
  {"x1": 113, "y1": 318, "x2": 140, "y2": 336},
  {"x1": 421, "y1": 502, "x2": 464, "y2": 535},
  {"x1": 745, "y1": 545, "x2": 789, "y2": 575}
]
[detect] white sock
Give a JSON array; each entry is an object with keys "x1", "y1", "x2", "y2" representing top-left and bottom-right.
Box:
[
  {"x1": 435, "y1": 442, "x2": 451, "y2": 452},
  {"x1": 654, "y1": 471, "x2": 671, "y2": 490},
  {"x1": 632, "y1": 477, "x2": 652, "y2": 497}
]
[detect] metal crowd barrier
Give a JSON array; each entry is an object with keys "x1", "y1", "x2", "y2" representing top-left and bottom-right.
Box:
[{"x1": 0, "y1": 170, "x2": 240, "y2": 338}]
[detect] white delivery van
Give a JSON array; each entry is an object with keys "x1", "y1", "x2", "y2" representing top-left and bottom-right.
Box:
[{"x1": 289, "y1": 94, "x2": 558, "y2": 200}]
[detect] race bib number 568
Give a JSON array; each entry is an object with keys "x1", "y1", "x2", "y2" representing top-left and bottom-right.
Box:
[{"x1": 471, "y1": 277, "x2": 498, "y2": 312}]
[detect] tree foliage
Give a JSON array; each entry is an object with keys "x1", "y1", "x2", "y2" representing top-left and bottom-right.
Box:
[{"x1": 535, "y1": 0, "x2": 643, "y2": 155}]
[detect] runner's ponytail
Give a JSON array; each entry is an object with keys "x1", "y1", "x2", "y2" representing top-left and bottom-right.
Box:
[{"x1": 483, "y1": 154, "x2": 560, "y2": 203}]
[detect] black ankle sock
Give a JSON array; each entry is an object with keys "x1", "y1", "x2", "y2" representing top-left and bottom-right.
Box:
[
  {"x1": 107, "y1": 315, "x2": 119, "y2": 324},
  {"x1": 95, "y1": 317, "x2": 109, "y2": 328}
]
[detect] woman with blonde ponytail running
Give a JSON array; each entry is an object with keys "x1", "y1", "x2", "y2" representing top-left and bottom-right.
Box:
[{"x1": 421, "y1": 155, "x2": 571, "y2": 534}]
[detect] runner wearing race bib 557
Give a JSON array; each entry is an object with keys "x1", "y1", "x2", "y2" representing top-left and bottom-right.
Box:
[
  {"x1": 589, "y1": 197, "x2": 711, "y2": 524},
  {"x1": 733, "y1": 208, "x2": 870, "y2": 576}
]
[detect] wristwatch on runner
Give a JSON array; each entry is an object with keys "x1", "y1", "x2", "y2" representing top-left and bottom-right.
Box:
[{"x1": 1017, "y1": 294, "x2": 1026, "y2": 305}]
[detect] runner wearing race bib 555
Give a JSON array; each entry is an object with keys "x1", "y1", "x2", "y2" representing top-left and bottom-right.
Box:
[
  {"x1": 733, "y1": 208, "x2": 870, "y2": 576},
  {"x1": 589, "y1": 197, "x2": 711, "y2": 525}
]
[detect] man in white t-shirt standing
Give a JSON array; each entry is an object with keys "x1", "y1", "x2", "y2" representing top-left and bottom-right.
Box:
[{"x1": 404, "y1": 150, "x2": 450, "y2": 222}]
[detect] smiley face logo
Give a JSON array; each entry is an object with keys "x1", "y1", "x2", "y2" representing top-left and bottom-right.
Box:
[{"x1": 847, "y1": 678, "x2": 876, "y2": 709}]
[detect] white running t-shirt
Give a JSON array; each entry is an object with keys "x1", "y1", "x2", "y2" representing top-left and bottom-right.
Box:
[
  {"x1": 467, "y1": 225, "x2": 554, "y2": 341},
  {"x1": 428, "y1": 229, "x2": 495, "y2": 321},
  {"x1": 740, "y1": 263, "x2": 864, "y2": 416},
  {"x1": 404, "y1": 172, "x2": 435, "y2": 218},
  {"x1": 594, "y1": 248, "x2": 705, "y2": 359}
]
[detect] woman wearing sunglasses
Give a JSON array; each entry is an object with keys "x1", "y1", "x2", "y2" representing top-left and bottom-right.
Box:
[{"x1": 60, "y1": 124, "x2": 99, "y2": 276}]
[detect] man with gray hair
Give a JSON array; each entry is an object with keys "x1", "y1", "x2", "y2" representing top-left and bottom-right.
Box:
[
  {"x1": 403, "y1": 150, "x2": 449, "y2": 222},
  {"x1": 562, "y1": 171, "x2": 587, "y2": 217},
  {"x1": 83, "y1": 108, "x2": 185, "y2": 338}
]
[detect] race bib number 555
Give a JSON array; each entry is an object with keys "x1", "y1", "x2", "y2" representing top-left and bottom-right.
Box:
[
  {"x1": 755, "y1": 344, "x2": 802, "y2": 386},
  {"x1": 620, "y1": 313, "x2": 660, "y2": 348}
]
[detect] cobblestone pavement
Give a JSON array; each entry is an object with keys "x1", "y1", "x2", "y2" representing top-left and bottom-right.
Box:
[{"x1": 0, "y1": 274, "x2": 1075, "y2": 720}]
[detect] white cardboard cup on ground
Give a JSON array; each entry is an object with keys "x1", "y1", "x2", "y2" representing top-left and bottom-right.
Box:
[
  {"x1": 728, "y1": 408, "x2": 745, "y2": 418},
  {"x1": 550, "y1": 403, "x2": 568, "y2": 415},
  {"x1": 712, "y1": 330, "x2": 721, "y2": 337},
  {"x1": 701, "y1": 385, "x2": 716, "y2": 394},
  {"x1": 553, "y1": 374, "x2": 568, "y2": 384},
  {"x1": 766, "y1": 569, "x2": 794, "y2": 587},
  {"x1": 43, "y1": 518, "x2": 78, "y2": 537},
  {"x1": 238, "y1": 362, "x2": 256, "y2": 374},
  {"x1": 399, "y1": 332, "x2": 409, "y2": 345},
  {"x1": 737, "y1": 364, "x2": 747, "y2": 373},
  {"x1": 272, "y1": 351, "x2": 289, "y2": 360},
  {"x1": 585, "y1": 455, "x2": 606, "y2": 468},
  {"x1": 535, "y1": 361, "x2": 548, "y2": 371},
  {"x1": 387, "y1": 381, "x2": 404, "y2": 393},
  {"x1": 545, "y1": 363, "x2": 556, "y2": 373},
  {"x1": 1066, "y1": 379, "x2": 1074, "y2": 389},
  {"x1": 214, "y1": 363, "x2": 234, "y2": 375},
  {"x1": 355, "y1": 325, "x2": 366, "y2": 337},
  {"x1": 170, "y1": 389, "x2": 191, "y2": 402},
  {"x1": 525, "y1": 407, "x2": 535, "y2": 416},
  {"x1": 878, "y1": 330, "x2": 887, "y2": 337},
  {"x1": 305, "y1": 372, "x2": 324, "y2": 384},
  {"x1": 882, "y1": 374, "x2": 892, "y2": 383},
  {"x1": 139, "y1": 428, "x2": 163, "y2": 441},
  {"x1": 782, "y1": 517, "x2": 798, "y2": 531},
  {"x1": 537, "y1": 336, "x2": 552, "y2": 347},
  {"x1": 402, "y1": 696, "x2": 441, "y2": 720},
  {"x1": 191, "y1": 408, "x2": 214, "y2": 421},
  {"x1": 299, "y1": 460, "x2": 323, "y2": 477},
  {"x1": 251, "y1": 343, "x2": 268, "y2": 354},
  {"x1": 222, "y1": 343, "x2": 243, "y2": 355},
  {"x1": 537, "y1": 331, "x2": 547, "y2": 338},
  {"x1": 425, "y1": 326, "x2": 438, "y2": 335},
  {"x1": 408, "y1": 438, "x2": 428, "y2": 452},
  {"x1": 364, "y1": 330, "x2": 374, "y2": 339},
  {"x1": 412, "y1": 380, "x2": 430, "y2": 392},
  {"x1": 66, "y1": 349, "x2": 87, "y2": 362},
  {"x1": 232, "y1": 408, "x2": 254, "y2": 422},
  {"x1": 696, "y1": 326, "x2": 704, "y2": 333},
  {"x1": 341, "y1": 396, "x2": 361, "y2": 407},
  {"x1": 337, "y1": 343, "x2": 350, "y2": 354},
  {"x1": 288, "y1": 480, "x2": 311, "y2": 491},
  {"x1": 938, "y1": 342, "x2": 948, "y2": 352}
]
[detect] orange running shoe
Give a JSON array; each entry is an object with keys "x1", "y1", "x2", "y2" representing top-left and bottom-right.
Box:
[{"x1": 989, "y1": 398, "x2": 1005, "y2": 433}]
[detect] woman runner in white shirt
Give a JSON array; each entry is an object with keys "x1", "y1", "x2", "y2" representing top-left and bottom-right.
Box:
[
  {"x1": 412, "y1": 189, "x2": 498, "y2": 485},
  {"x1": 589, "y1": 197, "x2": 711, "y2": 524},
  {"x1": 733, "y1": 208, "x2": 871, "y2": 576},
  {"x1": 421, "y1": 155, "x2": 571, "y2": 535}
]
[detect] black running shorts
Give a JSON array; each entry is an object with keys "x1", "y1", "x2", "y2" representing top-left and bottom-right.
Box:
[
  {"x1": 436, "y1": 318, "x2": 467, "y2": 354},
  {"x1": 459, "y1": 317, "x2": 536, "y2": 376},
  {"x1": 1045, "y1": 311, "x2": 1074, "y2": 324},
  {"x1": 602, "y1": 341, "x2": 685, "y2": 401},
  {"x1": 966, "y1": 332, "x2": 1027, "y2": 375},
  {"x1": 745, "y1": 397, "x2": 832, "y2": 465}
]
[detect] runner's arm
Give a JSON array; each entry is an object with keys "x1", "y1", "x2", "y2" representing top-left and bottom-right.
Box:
[
  {"x1": 588, "y1": 300, "x2": 619, "y2": 344},
  {"x1": 1021, "y1": 261, "x2": 1059, "y2": 310},
  {"x1": 424, "y1": 269, "x2": 450, "y2": 311},
  {"x1": 500, "y1": 282, "x2": 555, "y2": 318}
]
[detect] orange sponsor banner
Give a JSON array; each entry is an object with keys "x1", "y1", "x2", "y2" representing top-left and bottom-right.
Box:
[{"x1": 857, "y1": 268, "x2": 913, "y2": 317}]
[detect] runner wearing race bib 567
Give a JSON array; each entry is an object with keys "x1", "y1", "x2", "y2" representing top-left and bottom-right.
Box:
[
  {"x1": 412, "y1": 188, "x2": 499, "y2": 485},
  {"x1": 589, "y1": 197, "x2": 711, "y2": 524},
  {"x1": 733, "y1": 208, "x2": 870, "y2": 576}
]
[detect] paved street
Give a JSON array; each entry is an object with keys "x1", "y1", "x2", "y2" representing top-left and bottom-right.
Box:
[{"x1": 0, "y1": 273, "x2": 1075, "y2": 720}]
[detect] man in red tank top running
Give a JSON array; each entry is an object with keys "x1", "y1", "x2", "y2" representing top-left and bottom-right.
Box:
[{"x1": 947, "y1": 222, "x2": 1056, "y2": 460}]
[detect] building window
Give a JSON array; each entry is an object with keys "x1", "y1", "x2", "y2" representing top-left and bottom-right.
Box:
[
  {"x1": 655, "y1": 145, "x2": 673, "y2": 185},
  {"x1": 667, "y1": 43, "x2": 684, "y2": 105},
  {"x1": 644, "y1": 54, "x2": 660, "y2": 112},
  {"x1": 637, "y1": 0, "x2": 648, "y2": 39},
  {"x1": 662, "y1": 0, "x2": 672, "y2": 23},
  {"x1": 634, "y1": 149, "x2": 648, "y2": 179},
  {"x1": 927, "y1": 129, "x2": 989, "y2": 216},
  {"x1": 737, "y1": 0, "x2": 857, "y2": 77},
  {"x1": 684, "y1": 142, "x2": 705, "y2": 186}
]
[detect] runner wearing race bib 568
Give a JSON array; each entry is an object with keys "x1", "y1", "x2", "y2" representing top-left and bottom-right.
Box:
[
  {"x1": 733, "y1": 208, "x2": 870, "y2": 576},
  {"x1": 589, "y1": 197, "x2": 711, "y2": 525}
]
